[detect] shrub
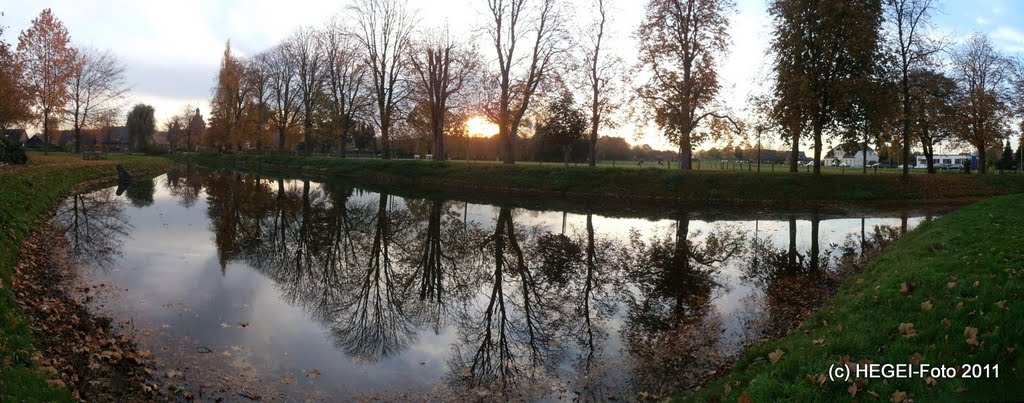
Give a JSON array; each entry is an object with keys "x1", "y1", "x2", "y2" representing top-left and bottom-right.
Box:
[{"x1": 0, "y1": 137, "x2": 28, "y2": 165}]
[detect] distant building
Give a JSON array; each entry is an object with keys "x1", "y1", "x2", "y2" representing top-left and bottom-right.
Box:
[
  {"x1": 828, "y1": 144, "x2": 878, "y2": 167},
  {"x1": 916, "y1": 154, "x2": 973, "y2": 168},
  {"x1": 25, "y1": 134, "x2": 45, "y2": 148},
  {"x1": 2, "y1": 129, "x2": 28, "y2": 145}
]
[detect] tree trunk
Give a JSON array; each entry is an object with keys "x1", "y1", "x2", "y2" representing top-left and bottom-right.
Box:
[
  {"x1": 502, "y1": 125, "x2": 514, "y2": 164},
  {"x1": 923, "y1": 132, "x2": 935, "y2": 174},
  {"x1": 901, "y1": 72, "x2": 911, "y2": 181},
  {"x1": 679, "y1": 132, "x2": 692, "y2": 170},
  {"x1": 978, "y1": 142, "x2": 987, "y2": 174},
  {"x1": 790, "y1": 126, "x2": 800, "y2": 173},
  {"x1": 43, "y1": 111, "x2": 50, "y2": 155},
  {"x1": 563, "y1": 146, "x2": 570, "y2": 171},
  {"x1": 589, "y1": 105, "x2": 598, "y2": 167},
  {"x1": 812, "y1": 121, "x2": 823, "y2": 175},
  {"x1": 74, "y1": 127, "x2": 82, "y2": 154},
  {"x1": 278, "y1": 127, "x2": 286, "y2": 152},
  {"x1": 862, "y1": 128, "x2": 869, "y2": 174}
]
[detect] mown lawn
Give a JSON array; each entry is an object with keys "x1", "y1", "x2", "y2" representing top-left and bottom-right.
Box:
[
  {"x1": 0, "y1": 152, "x2": 171, "y2": 401},
  {"x1": 689, "y1": 193, "x2": 1024, "y2": 402},
  {"x1": 186, "y1": 153, "x2": 1024, "y2": 202}
]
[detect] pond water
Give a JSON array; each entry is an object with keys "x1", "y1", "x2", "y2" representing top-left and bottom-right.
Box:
[{"x1": 54, "y1": 166, "x2": 953, "y2": 400}]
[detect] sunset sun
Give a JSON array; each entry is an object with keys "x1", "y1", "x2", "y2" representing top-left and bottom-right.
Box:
[{"x1": 465, "y1": 116, "x2": 499, "y2": 137}]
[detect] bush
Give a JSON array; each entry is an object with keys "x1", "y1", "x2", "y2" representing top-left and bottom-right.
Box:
[{"x1": 0, "y1": 137, "x2": 28, "y2": 165}]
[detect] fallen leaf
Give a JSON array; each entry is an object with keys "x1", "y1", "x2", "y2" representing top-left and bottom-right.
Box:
[
  {"x1": 166, "y1": 369, "x2": 182, "y2": 378},
  {"x1": 899, "y1": 323, "x2": 917, "y2": 337},
  {"x1": 899, "y1": 282, "x2": 914, "y2": 295},
  {"x1": 836, "y1": 324, "x2": 843, "y2": 333},
  {"x1": 768, "y1": 348, "x2": 784, "y2": 363},
  {"x1": 813, "y1": 339, "x2": 825, "y2": 345},
  {"x1": 281, "y1": 376, "x2": 296, "y2": 385},
  {"x1": 238, "y1": 321, "x2": 250, "y2": 328},
  {"x1": 892, "y1": 390, "x2": 908, "y2": 402},
  {"x1": 996, "y1": 300, "x2": 1006, "y2": 310},
  {"x1": 305, "y1": 369, "x2": 320, "y2": 378},
  {"x1": 910, "y1": 352, "x2": 922, "y2": 365},
  {"x1": 921, "y1": 300, "x2": 933, "y2": 311},
  {"x1": 925, "y1": 376, "x2": 937, "y2": 386},
  {"x1": 737, "y1": 395, "x2": 753, "y2": 403},
  {"x1": 220, "y1": 322, "x2": 231, "y2": 328},
  {"x1": 947, "y1": 281, "x2": 957, "y2": 289},
  {"x1": 848, "y1": 383, "x2": 859, "y2": 396},
  {"x1": 964, "y1": 327, "x2": 979, "y2": 347}
]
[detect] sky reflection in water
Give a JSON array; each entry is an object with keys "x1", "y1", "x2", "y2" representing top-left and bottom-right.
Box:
[{"x1": 53, "y1": 166, "x2": 945, "y2": 400}]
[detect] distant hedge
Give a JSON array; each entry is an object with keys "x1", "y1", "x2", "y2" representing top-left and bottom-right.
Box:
[{"x1": 0, "y1": 137, "x2": 28, "y2": 165}]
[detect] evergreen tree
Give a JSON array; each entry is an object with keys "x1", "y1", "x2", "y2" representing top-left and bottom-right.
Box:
[{"x1": 999, "y1": 140, "x2": 1014, "y2": 170}]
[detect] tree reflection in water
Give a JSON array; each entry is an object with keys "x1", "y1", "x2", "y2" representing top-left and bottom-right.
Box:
[
  {"x1": 141, "y1": 167, "x2": 927, "y2": 399},
  {"x1": 620, "y1": 212, "x2": 747, "y2": 396},
  {"x1": 54, "y1": 188, "x2": 132, "y2": 270}
]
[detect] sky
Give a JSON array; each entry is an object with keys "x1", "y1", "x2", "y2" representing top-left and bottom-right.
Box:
[{"x1": 1, "y1": 0, "x2": 1022, "y2": 151}]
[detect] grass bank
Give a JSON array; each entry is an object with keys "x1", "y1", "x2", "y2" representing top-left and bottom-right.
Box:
[
  {"x1": 691, "y1": 193, "x2": 1024, "y2": 402},
  {"x1": 0, "y1": 153, "x2": 172, "y2": 401},
  {"x1": 182, "y1": 154, "x2": 1024, "y2": 203}
]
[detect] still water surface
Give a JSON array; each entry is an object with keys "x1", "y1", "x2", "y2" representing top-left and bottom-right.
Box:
[{"x1": 54, "y1": 166, "x2": 951, "y2": 400}]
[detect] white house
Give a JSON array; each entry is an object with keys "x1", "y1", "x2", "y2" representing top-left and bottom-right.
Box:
[{"x1": 828, "y1": 145, "x2": 878, "y2": 168}]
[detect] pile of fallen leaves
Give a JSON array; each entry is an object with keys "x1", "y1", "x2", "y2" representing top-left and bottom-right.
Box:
[{"x1": 11, "y1": 222, "x2": 172, "y2": 401}]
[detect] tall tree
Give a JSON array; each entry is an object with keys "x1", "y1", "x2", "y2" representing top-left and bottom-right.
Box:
[
  {"x1": 243, "y1": 53, "x2": 273, "y2": 150},
  {"x1": 485, "y1": 0, "x2": 563, "y2": 164},
  {"x1": 18, "y1": 8, "x2": 77, "y2": 154},
  {"x1": 582, "y1": 0, "x2": 622, "y2": 167},
  {"x1": 409, "y1": 27, "x2": 477, "y2": 161},
  {"x1": 125, "y1": 103, "x2": 155, "y2": 150},
  {"x1": 949, "y1": 33, "x2": 1014, "y2": 174},
  {"x1": 351, "y1": 0, "x2": 416, "y2": 159},
  {"x1": 768, "y1": 0, "x2": 883, "y2": 175},
  {"x1": 322, "y1": 19, "x2": 371, "y2": 158},
  {"x1": 0, "y1": 22, "x2": 32, "y2": 132},
  {"x1": 908, "y1": 69, "x2": 955, "y2": 173},
  {"x1": 885, "y1": 0, "x2": 940, "y2": 180},
  {"x1": 209, "y1": 41, "x2": 248, "y2": 150},
  {"x1": 66, "y1": 48, "x2": 128, "y2": 153},
  {"x1": 537, "y1": 92, "x2": 587, "y2": 169},
  {"x1": 636, "y1": 0, "x2": 736, "y2": 170},
  {"x1": 289, "y1": 27, "x2": 325, "y2": 155},
  {"x1": 266, "y1": 43, "x2": 300, "y2": 151}
]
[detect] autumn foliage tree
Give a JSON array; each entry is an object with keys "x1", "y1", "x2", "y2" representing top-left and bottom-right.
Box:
[
  {"x1": 209, "y1": 41, "x2": 247, "y2": 149},
  {"x1": 0, "y1": 23, "x2": 32, "y2": 132},
  {"x1": 18, "y1": 8, "x2": 77, "y2": 154},
  {"x1": 636, "y1": 0, "x2": 736, "y2": 170},
  {"x1": 768, "y1": 0, "x2": 883, "y2": 175},
  {"x1": 949, "y1": 33, "x2": 1015, "y2": 174}
]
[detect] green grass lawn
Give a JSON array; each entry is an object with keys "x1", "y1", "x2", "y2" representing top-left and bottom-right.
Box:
[
  {"x1": 0, "y1": 152, "x2": 171, "y2": 401},
  {"x1": 185, "y1": 153, "x2": 1024, "y2": 202},
  {"x1": 689, "y1": 193, "x2": 1024, "y2": 402}
]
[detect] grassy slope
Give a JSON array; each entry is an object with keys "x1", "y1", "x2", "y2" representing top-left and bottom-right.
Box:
[
  {"x1": 0, "y1": 153, "x2": 171, "y2": 401},
  {"x1": 691, "y1": 193, "x2": 1024, "y2": 402},
  {"x1": 186, "y1": 154, "x2": 1024, "y2": 202}
]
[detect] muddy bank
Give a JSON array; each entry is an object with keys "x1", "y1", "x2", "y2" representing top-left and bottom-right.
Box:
[{"x1": 11, "y1": 221, "x2": 171, "y2": 401}]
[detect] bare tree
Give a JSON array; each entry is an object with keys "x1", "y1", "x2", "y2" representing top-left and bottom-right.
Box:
[
  {"x1": 66, "y1": 48, "x2": 128, "y2": 153},
  {"x1": 267, "y1": 43, "x2": 300, "y2": 151},
  {"x1": 322, "y1": 18, "x2": 372, "y2": 158},
  {"x1": 288, "y1": 27, "x2": 325, "y2": 155},
  {"x1": 485, "y1": 0, "x2": 564, "y2": 164},
  {"x1": 886, "y1": 0, "x2": 941, "y2": 180},
  {"x1": 245, "y1": 53, "x2": 273, "y2": 150},
  {"x1": 351, "y1": 0, "x2": 416, "y2": 159},
  {"x1": 409, "y1": 27, "x2": 478, "y2": 161},
  {"x1": 582, "y1": 0, "x2": 622, "y2": 167}
]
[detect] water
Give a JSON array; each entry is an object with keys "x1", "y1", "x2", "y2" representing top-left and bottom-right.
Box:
[{"x1": 54, "y1": 165, "x2": 953, "y2": 400}]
